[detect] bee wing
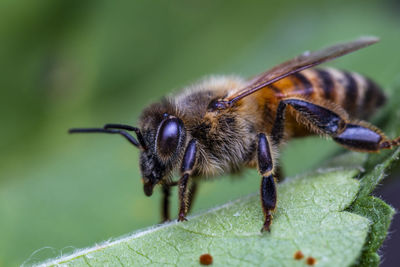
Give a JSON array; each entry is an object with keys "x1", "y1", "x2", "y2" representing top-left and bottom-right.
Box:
[{"x1": 213, "y1": 36, "x2": 379, "y2": 110}]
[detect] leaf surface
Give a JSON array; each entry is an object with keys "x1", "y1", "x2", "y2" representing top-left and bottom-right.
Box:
[{"x1": 41, "y1": 170, "x2": 372, "y2": 267}]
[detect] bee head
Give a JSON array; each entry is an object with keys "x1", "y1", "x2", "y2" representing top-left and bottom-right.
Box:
[
  {"x1": 68, "y1": 99, "x2": 186, "y2": 197},
  {"x1": 139, "y1": 101, "x2": 186, "y2": 196}
]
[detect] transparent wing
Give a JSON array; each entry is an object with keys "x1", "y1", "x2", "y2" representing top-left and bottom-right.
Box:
[{"x1": 211, "y1": 36, "x2": 379, "y2": 110}]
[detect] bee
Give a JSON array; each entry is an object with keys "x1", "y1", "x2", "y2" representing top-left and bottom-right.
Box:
[{"x1": 69, "y1": 37, "x2": 400, "y2": 232}]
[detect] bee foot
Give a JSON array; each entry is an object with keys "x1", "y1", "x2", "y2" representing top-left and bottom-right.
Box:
[
  {"x1": 261, "y1": 214, "x2": 272, "y2": 233},
  {"x1": 178, "y1": 214, "x2": 188, "y2": 222}
]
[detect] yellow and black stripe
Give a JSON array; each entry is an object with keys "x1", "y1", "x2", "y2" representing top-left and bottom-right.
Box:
[{"x1": 275, "y1": 68, "x2": 387, "y2": 119}]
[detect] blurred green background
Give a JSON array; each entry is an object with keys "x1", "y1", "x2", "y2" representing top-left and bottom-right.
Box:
[{"x1": 1, "y1": 0, "x2": 400, "y2": 266}]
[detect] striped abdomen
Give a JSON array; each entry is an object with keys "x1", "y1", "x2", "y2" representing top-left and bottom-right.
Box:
[{"x1": 270, "y1": 68, "x2": 386, "y2": 120}]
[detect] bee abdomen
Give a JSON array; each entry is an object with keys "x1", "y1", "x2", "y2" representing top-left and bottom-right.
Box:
[{"x1": 311, "y1": 68, "x2": 386, "y2": 119}]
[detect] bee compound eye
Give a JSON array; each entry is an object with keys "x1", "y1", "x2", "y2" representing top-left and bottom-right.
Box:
[{"x1": 156, "y1": 118, "x2": 182, "y2": 157}]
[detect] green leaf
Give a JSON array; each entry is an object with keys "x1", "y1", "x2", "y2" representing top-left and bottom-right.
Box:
[
  {"x1": 346, "y1": 149, "x2": 399, "y2": 267},
  {"x1": 349, "y1": 196, "x2": 395, "y2": 267},
  {"x1": 358, "y1": 148, "x2": 400, "y2": 198},
  {"x1": 41, "y1": 169, "x2": 373, "y2": 266}
]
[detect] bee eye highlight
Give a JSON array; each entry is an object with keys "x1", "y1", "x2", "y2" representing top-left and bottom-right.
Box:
[{"x1": 156, "y1": 118, "x2": 182, "y2": 157}]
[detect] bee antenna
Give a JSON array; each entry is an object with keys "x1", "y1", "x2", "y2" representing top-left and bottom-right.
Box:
[
  {"x1": 104, "y1": 124, "x2": 147, "y2": 150},
  {"x1": 69, "y1": 123, "x2": 147, "y2": 150}
]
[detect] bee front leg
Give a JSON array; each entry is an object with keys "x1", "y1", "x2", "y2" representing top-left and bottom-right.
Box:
[
  {"x1": 257, "y1": 133, "x2": 278, "y2": 232},
  {"x1": 187, "y1": 181, "x2": 198, "y2": 214},
  {"x1": 178, "y1": 139, "x2": 197, "y2": 222},
  {"x1": 161, "y1": 185, "x2": 171, "y2": 222}
]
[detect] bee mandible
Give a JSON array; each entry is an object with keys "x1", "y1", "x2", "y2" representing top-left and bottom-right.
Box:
[{"x1": 70, "y1": 37, "x2": 400, "y2": 232}]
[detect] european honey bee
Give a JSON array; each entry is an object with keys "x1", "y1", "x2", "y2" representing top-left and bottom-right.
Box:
[{"x1": 69, "y1": 37, "x2": 400, "y2": 232}]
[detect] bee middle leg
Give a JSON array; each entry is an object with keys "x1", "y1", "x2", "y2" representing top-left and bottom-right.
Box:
[
  {"x1": 274, "y1": 165, "x2": 284, "y2": 182},
  {"x1": 257, "y1": 133, "x2": 278, "y2": 232}
]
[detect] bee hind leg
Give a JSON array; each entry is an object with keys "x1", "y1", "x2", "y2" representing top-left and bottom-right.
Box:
[
  {"x1": 257, "y1": 133, "x2": 278, "y2": 232},
  {"x1": 333, "y1": 123, "x2": 399, "y2": 152},
  {"x1": 271, "y1": 98, "x2": 400, "y2": 152}
]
